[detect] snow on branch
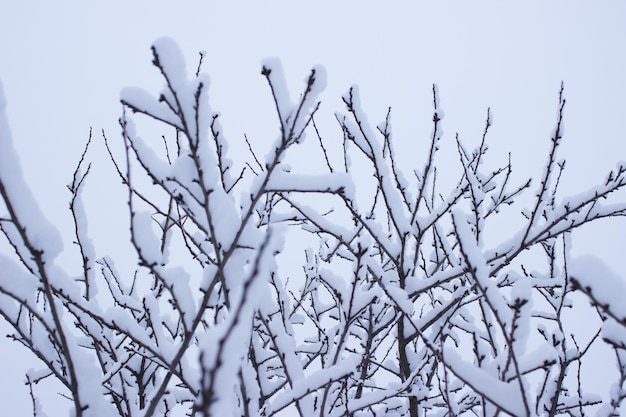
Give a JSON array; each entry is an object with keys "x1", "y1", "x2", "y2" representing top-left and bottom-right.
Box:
[{"x1": 1, "y1": 41, "x2": 626, "y2": 417}]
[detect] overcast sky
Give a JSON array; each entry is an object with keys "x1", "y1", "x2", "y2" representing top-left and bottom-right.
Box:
[{"x1": 1, "y1": 1, "x2": 625, "y2": 413}]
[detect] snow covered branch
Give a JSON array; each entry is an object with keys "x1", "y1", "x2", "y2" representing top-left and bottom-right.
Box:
[{"x1": 1, "y1": 39, "x2": 625, "y2": 417}]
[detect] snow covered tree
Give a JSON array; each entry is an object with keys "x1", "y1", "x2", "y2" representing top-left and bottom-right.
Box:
[{"x1": 1, "y1": 38, "x2": 625, "y2": 417}]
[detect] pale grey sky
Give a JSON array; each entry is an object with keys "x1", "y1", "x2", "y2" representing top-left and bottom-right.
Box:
[{"x1": 1, "y1": 1, "x2": 625, "y2": 413}]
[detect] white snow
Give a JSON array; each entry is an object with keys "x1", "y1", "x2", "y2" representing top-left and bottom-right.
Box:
[
  {"x1": 260, "y1": 58, "x2": 326, "y2": 147},
  {"x1": 264, "y1": 355, "x2": 359, "y2": 415},
  {"x1": 120, "y1": 87, "x2": 183, "y2": 130},
  {"x1": 0, "y1": 81, "x2": 63, "y2": 263},
  {"x1": 131, "y1": 210, "x2": 162, "y2": 266},
  {"x1": 570, "y1": 254, "x2": 626, "y2": 323},
  {"x1": 267, "y1": 171, "x2": 354, "y2": 195},
  {"x1": 510, "y1": 277, "x2": 532, "y2": 355},
  {"x1": 443, "y1": 347, "x2": 526, "y2": 416},
  {"x1": 453, "y1": 209, "x2": 512, "y2": 325},
  {"x1": 0, "y1": 254, "x2": 41, "y2": 307}
]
